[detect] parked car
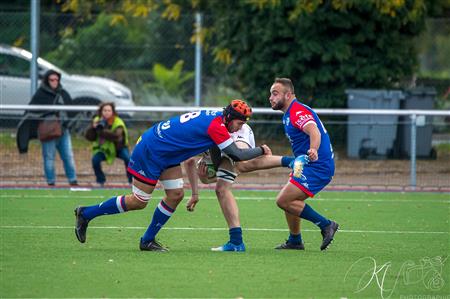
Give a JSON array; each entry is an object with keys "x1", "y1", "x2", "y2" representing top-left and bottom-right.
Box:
[{"x1": 0, "y1": 44, "x2": 135, "y2": 130}]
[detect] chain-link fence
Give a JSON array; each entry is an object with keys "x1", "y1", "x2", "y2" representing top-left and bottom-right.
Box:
[
  {"x1": 0, "y1": 11, "x2": 224, "y2": 107},
  {"x1": 1, "y1": 10, "x2": 449, "y2": 190},
  {"x1": 0, "y1": 108, "x2": 449, "y2": 190}
]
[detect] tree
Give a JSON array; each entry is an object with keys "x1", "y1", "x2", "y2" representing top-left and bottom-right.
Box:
[
  {"x1": 201, "y1": 0, "x2": 428, "y2": 107},
  {"x1": 56, "y1": 0, "x2": 430, "y2": 107}
]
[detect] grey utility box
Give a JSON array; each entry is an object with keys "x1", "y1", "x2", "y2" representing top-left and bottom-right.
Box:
[
  {"x1": 397, "y1": 87, "x2": 436, "y2": 158},
  {"x1": 346, "y1": 89, "x2": 405, "y2": 159}
]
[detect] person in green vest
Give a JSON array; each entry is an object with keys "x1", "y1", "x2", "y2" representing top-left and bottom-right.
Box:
[{"x1": 85, "y1": 102, "x2": 132, "y2": 186}]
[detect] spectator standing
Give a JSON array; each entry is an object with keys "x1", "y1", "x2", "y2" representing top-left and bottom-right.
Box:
[{"x1": 26, "y1": 69, "x2": 77, "y2": 186}]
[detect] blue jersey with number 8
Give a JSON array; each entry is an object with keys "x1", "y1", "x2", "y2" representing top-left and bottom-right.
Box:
[
  {"x1": 127, "y1": 110, "x2": 233, "y2": 184},
  {"x1": 145, "y1": 110, "x2": 233, "y2": 163}
]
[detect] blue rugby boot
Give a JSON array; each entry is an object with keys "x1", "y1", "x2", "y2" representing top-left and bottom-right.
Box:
[{"x1": 211, "y1": 242, "x2": 246, "y2": 252}]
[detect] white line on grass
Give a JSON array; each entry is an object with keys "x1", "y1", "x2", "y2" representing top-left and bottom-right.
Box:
[
  {"x1": 0, "y1": 225, "x2": 448, "y2": 234},
  {"x1": 0, "y1": 194, "x2": 106, "y2": 199},
  {"x1": 1, "y1": 194, "x2": 449, "y2": 204}
]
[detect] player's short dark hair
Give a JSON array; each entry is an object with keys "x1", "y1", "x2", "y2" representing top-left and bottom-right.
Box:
[{"x1": 274, "y1": 78, "x2": 295, "y2": 93}]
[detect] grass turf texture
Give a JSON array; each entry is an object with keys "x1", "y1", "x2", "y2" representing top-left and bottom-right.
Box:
[{"x1": 0, "y1": 189, "x2": 449, "y2": 298}]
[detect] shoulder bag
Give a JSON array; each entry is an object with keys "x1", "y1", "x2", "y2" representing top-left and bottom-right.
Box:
[{"x1": 38, "y1": 115, "x2": 62, "y2": 141}]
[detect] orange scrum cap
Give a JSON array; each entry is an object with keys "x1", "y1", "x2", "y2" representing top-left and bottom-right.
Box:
[{"x1": 223, "y1": 99, "x2": 253, "y2": 124}]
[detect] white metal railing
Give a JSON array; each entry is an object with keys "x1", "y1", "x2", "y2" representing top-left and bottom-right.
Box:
[
  {"x1": 1, "y1": 104, "x2": 450, "y2": 116},
  {"x1": 2, "y1": 105, "x2": 449, "y2": 188}
]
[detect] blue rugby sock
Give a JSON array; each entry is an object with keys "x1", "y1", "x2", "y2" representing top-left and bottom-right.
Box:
[
  {"x1": 82, "y1": 195, "x2": 127, "y2": 220},
  {"x1": 281, "y1": 156, "x2": 295, "y2": 168},
  {"x1": 142, "y1": 200, "x2": 175, "y2": 242},
  {"x1": 288, "y1": 233, "x2": 303, "y2": 245},
  {"x1": 299, "y1": 204, "x2": 331, "y2": 229},
  {"x1": 229, "y1": 227, "x2": 243, "y2": 245}
]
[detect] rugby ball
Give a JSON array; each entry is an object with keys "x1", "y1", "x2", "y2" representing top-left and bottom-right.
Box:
[
  {"x1": 206, "y1": 164, "x2": 216, "y2": 179},
  {"x1": 197, "y1": 156, "x2": 216, "y2": 180}
]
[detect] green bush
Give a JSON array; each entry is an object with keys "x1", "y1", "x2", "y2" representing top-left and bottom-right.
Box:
[
  {"x1": 144, "y1": 60, "x2": 194, "y2": 98},
  {"x1": 206, "y1": 1, "x2": 427, "y2": 108}
]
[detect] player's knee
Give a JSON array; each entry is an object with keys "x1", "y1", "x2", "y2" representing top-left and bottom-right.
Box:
[
  {"x1": 127, "y1": 194, "x2": 149, "y2": 210},
  {"x1": 166, "y1": 189, "x2": 185, "y2": 205},
  {"x1": 235, "y1": 162, "x2": 248, "y2": 173},
  {"x1": 215, "y1": 182, "x2": 231, "y2": 198},
  {"x1": 276, "y1": 197, "x2": 288, "y2": 210},
  {"x1": 173, "y1": 189, "x2": 185, "y2": 201}
]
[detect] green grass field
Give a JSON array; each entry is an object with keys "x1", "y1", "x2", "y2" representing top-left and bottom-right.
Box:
[{"x1": 1, "y1": 189, "x2": 449, "y2": 298}]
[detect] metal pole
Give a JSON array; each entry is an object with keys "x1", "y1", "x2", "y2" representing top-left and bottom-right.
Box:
[
  {"x1": 194, "y1": 12, "x2": 202, "y2": 107},
  {"x1": 410, "y1": 114, "x2": 417, "y2": 188},
  {"x1": 30, "y1": 0, "x2": 40, "y2": 97}
]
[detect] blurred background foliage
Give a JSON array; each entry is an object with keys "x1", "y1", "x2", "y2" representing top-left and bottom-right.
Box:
[{"x1": 0, "y1": 0, "x2": 449, "y2": 109}]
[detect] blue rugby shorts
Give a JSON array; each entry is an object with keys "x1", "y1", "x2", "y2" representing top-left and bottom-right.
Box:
[{"x1": 289, "y1": 161, "x2": 334, "y2": 197}]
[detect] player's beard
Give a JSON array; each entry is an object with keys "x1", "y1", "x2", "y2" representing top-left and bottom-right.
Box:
[{"x1": 271, "y1": 98, "x2": 285, "y2": 111}]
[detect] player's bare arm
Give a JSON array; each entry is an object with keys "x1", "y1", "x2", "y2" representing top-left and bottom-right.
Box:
[
  {"x1": 184, "y1": 157, "x2": 200, "y2": 212},
  {"x1": 303, "y1": 122, "x2": 321, "y2": 162}
]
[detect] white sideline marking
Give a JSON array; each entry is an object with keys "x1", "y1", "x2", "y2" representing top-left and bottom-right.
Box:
[
  {"x1": 0, "y1": 194, "x2": 449, "y2": 204},
  {"x1": 0, "y1": 225, "x2": 448, "y2": 234},
  {"x1": 0, "y1": 194, "x2": 105, "y2": 199}
]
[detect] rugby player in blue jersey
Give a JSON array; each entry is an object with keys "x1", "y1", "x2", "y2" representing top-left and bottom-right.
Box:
[
  {"x1": 269, "y1": 78, "x2": 339, "y2": 251},
  {"x1": 74, "y1": 100, "x2": 270, "y2": 251}
]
